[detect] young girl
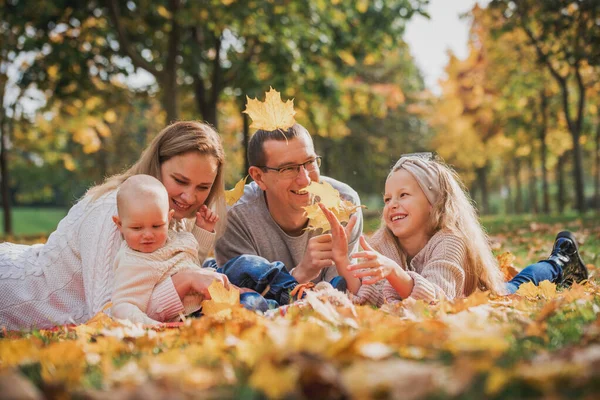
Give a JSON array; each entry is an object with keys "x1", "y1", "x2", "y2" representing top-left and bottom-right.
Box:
[{"x1": 323, "y1": 154, "x2": 589, "y2": 306}]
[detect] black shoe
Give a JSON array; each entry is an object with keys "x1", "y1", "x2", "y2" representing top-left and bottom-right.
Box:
[{"x1": 546, "y1": 231, "x2": 588, "y2": 287}]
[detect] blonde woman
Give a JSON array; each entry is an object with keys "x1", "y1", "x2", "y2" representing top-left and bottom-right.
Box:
[
  {"x1": 0, "y1": 121, "x2": 230, "y2": 330},
  {"x1": 322, "y1": 154, "x2": 588, "y2": 305}
]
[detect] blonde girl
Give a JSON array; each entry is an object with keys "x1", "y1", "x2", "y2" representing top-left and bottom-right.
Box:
[{"x1": 323, "y1": 154, "x2": 588, "y2": 305}]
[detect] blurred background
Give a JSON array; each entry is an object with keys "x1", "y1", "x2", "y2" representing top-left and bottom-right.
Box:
[{"x1": 1, "y1": 0, "x2": 600, "y2": 239}]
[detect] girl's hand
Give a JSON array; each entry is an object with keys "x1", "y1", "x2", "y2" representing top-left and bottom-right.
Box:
[
  {"x1": 195, "y1": 205, "x2": 219, "y2": 232},
  {"x1": 348, "y1": 236, "x2": 403, "y2": 285},
  {"x1": 317, "y1": 203, "x2": 357, "y2": 269}
]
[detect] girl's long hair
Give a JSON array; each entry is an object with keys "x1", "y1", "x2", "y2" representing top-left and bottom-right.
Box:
[
  {"x1": 376, "y1": 157, "x2": 507, "y2": 296},
  {"x1": 85, "y1": 120, "x2": 227, "y2": 237}
]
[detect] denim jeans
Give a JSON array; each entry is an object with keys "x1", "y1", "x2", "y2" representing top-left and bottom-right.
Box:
[
  {"x1": 218, "y1": 255, "x2": 298, "y2": 305},
  {"x1": 217, "y1": 255, "x2": 347, "y2": 307},
  {"x1": 505, "y1": 260, "x2": 562, "y2": 294}
]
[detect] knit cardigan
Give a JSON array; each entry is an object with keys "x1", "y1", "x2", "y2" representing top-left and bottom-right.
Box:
[
  {"x1": 0, "y1": 191, "x2": 216, "y2": 330},
  {"x1": 355, "y1": 228, "x2": 467, "y2": 306}
]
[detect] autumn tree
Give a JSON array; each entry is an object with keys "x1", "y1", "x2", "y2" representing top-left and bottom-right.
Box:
[{"x1": 490, "y1": 0, "x2": 600, "y2": 212}]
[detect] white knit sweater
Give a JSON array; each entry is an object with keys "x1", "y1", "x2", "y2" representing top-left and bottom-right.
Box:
[
  {"x1": 112, "y1": 230, "x2": 205, "y2": 325},
  {"x1": 0, "y1": 191, "x2": 216, "y2": 330}
]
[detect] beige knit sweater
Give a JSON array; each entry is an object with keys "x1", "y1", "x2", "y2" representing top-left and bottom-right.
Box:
[
  {"x1": 355, "y1": 228, "x2": 467, "y2": 306},
  {"x1": 112, "y1": 230, "x2": 205, "y2": 325}
]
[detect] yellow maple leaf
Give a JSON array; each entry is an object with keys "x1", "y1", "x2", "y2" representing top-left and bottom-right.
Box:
[
  {"x1": 243, "y1": 87, "x2": 297, "y2": 132},
  {"x1": 201, "y1": 280, "x2": 240, "y2": 316},
  {"x1": 496, "y1": 252, "x2": 519, "y2": 281},
  {"x1": 302, "y1": 181, "x2": 364, "y2": 232},
  {"x1": 516, "y1": 280, "x2": 557, "y2": 300},
  {"x1": 225, "y1": 175, "x2": 247, "y2": 206},
  {"x1": 301, "y1": 181, "x2": 340, "y2": 210}
]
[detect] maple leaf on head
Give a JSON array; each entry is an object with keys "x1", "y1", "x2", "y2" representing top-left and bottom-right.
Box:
[
  {"x1": 225, "y1": 175, "x2": 247, "y2": 206},
  {"x1": 243, "y1": 87, "x2": 297, "y2": 132}
]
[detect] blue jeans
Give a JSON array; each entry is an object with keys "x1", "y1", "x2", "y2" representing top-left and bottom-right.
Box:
[
  {"x1": 216, "y1": 255, "x2": 347, "y2": 308},
  {"x1": 505, "y1": 260, "x2": 562, "y2": 294}
]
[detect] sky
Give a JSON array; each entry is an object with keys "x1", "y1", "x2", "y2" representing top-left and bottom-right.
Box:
[{"x1": 404, "y1": 0, "x2": 490, "y2": 94}]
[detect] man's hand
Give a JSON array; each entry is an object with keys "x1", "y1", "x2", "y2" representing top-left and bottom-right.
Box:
[
  {"x1": 195, "y1": 205, "x2": 219, "y2": 233},
  {"x1": 294, "y1": 233, "x2": 335, "y2": 283}
]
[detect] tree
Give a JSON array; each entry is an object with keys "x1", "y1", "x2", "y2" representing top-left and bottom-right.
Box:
[{"x1": 490, "y1": 0, "x2": 600, "y2": 212}]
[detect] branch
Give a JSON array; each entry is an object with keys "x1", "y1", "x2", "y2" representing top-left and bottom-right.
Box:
[
  {"x1": 574, "y1": 62, "x2": 586, "y2": 135},
  {"x1": 106, "y1": 0, "x2": 162, "y2": 79}
]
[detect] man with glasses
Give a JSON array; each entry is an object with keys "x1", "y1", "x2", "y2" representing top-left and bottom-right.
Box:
[{"x1": 215, "y1": 123, "x2": 363, "y2": 307}]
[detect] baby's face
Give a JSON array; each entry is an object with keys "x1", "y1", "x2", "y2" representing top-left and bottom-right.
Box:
[{"x1": 118, "y1": 200, "x2": 170, "y2": 253}]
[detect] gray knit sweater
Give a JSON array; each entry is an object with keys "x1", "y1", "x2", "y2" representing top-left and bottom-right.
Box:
[{"x1": 355, "y1": 228, "x2": 467, "y2": 306}]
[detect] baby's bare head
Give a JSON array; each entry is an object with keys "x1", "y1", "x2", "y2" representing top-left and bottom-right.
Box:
[{"x1": 116, "y1": 174, "x2": 169, "y2": 219}]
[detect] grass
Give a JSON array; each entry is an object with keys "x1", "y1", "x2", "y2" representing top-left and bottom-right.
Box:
[{"x1": 0, "y1": 207, "x2": 67, "y2": 239}]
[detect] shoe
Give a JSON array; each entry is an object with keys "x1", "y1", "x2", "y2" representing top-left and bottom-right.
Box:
[{"x1": 546, "y1": 231, "x2": 588, "y2": 286}]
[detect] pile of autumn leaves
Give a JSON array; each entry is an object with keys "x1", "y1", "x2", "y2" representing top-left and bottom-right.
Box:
[
  {"x1": 1, "y1": 252, "x2": 600, "y2": 399},
  {"x1": 1, "y1": 275, "x2": 599, "y2": 398}
]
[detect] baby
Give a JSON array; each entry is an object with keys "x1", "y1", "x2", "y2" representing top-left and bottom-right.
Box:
[{"x1": 111, "y1": 174, "x2": 217, "y2": 325}]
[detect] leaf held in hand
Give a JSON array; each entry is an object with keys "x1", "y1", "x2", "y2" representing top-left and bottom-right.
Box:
[{"x1": 201, "y1": 281, "x2": 240, "y2": 316}]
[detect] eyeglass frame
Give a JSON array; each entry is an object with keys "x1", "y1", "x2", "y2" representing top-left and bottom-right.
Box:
[{"x1": 256, "y1": 156, "x2": 322, "y2": 177}]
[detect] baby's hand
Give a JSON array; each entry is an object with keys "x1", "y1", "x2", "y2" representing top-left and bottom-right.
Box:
[{"x1": 195, "y1": 205, "x2": 219, "y2": 232}]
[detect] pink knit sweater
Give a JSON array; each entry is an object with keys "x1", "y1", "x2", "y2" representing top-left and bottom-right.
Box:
[{"x1": 355, "y1": 228, "x2": 467, "y2": 306}]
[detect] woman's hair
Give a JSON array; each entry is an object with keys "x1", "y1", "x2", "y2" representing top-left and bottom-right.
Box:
[
  {"x1": 86, "y1": 121, "x2": 227, "y2": 236},
  {"x1": 377, "y1": 156, "x2": 506, "y2": 296}
]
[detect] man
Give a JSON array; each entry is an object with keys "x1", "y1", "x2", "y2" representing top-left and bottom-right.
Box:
[{"x1": 215, "y1": 123, "x2": 363, "y2": 303}]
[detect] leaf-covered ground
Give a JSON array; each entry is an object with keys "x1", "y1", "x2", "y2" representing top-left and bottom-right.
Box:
[{"x1": 1, "y1": 214, "x2": 600, "y2": 399}]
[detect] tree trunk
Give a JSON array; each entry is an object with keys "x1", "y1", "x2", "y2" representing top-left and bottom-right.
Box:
[
  {"x1": 0, "y1": 118, "x2": 12, "y2": 235},
  {"x1": 527, "y1": 153, "x2": 538, "y2": 214},
  {"x1": 595, "y1": 119, "x2": 600, "y2": 210},
  {"x1": 503, "y1": 163, "x2": 513, "y2": 214},
  {"x1": 243, "y1": 112, "x2": 250, "y2": 175},
  {"x1": 556, "y1": 153, "x2": 566, "y2": 213},
  {"x1": 514, "y1": 158, "x2": 523, "y2": 214},
  {"x1": 539, "y1": 91, "x2": 550, "y2": 214},
  {"x1": 476, "y1": 165, "x2": 489, "y2": 214}
]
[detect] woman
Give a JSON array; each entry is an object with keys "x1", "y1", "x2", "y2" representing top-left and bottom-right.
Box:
[{"x1": 0, "y1": 121, "x2": 230, "y2": 330}]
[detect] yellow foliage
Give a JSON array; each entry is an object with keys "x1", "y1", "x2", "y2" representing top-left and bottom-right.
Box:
[
  {"x1": 249, "y1": 360, "x2": 298, "y2": 399},
  {"x1": 201, "y1": 281, "x2": 240, "y2": 317},
  {"x1": 516, "y1": 280, "x2": 557, "y2": 300},
  {"x1": 243, "y1": 87, "x2": 296, "y2": 132},
  {"x1": 301, "y1": 181, "x2": 363, "y2": 232},
  {"x1": 225, "y1": 176, "x2": 247, "y2": 206}
]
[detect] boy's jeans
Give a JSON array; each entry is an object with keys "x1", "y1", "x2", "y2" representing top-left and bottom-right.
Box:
[{"x1": 505, "y1": 260, "x2": 562, "y2": 294}]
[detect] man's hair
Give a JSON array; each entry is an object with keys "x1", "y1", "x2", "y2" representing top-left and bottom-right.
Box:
[{"x1": 247, "y1": 123, "x2": 311, "y2": 167}]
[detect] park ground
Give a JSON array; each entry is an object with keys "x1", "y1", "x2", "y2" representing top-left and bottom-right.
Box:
[{"x1": 0, "y1": 210, "x2": 599, "y2": 399}]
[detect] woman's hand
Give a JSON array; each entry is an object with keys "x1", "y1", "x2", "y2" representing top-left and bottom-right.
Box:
[
  {"x1": 171, "y1": 269, "x2": 230, "y2": 300},
  {"x1": 348, "y1": 236, "x2": 404, "y2": 285},
  {"x1": 195, "y1": 205, "x2": 219, "y2": 233}
]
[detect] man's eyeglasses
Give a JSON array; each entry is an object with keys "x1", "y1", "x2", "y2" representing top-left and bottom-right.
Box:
[{"x1": 258, "y1": 156, "x2": 322, "y2": 179}]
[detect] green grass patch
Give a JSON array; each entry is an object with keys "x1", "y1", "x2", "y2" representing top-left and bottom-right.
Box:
[{"x1": 0, "y1": 207, "x2": 67, "y2": 238}]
